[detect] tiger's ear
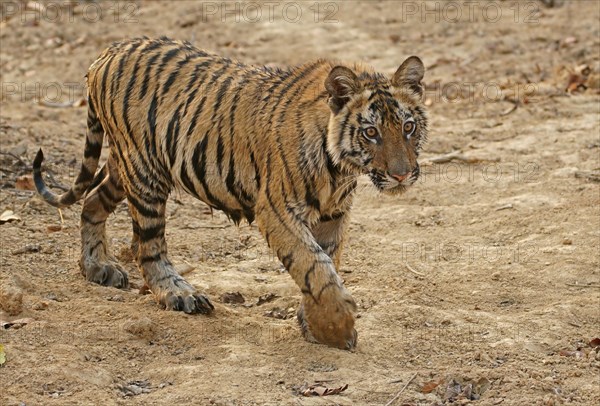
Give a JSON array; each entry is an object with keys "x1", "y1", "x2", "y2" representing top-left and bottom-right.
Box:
[
  {"x1": 392, "y1": 56, "x2": 425, "y2": 96},
  {"x1": 325, "y1": 66, "x2": 358, "y2": 114}
]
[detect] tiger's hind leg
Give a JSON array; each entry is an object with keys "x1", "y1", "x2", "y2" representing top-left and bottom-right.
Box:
[
  {"x1": 126, "y1": 191, "x2": 213, "y2": 314},
  {"x1": 79, "y1": 152, "x2": 129, "y2": 288}
]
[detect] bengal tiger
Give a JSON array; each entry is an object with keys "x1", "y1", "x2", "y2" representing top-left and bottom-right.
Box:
[{"x1": 33, "y1": 37, "x2": 427, "y2": 350}]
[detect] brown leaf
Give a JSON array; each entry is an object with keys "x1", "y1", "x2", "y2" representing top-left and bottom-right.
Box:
[
  {"x1": 422, "y1": 380, "x2": 440, "y2": 394},
  {"x1": 47, "y1": 225, "x2": 62, "y2": 233},
  {"x1": 256, "y1": 293, "x2": 278, "y2": 305},
  {"x1": 220, "y1": 292, "x2": 245, "y2": 304},
  {"x1": 300, "y1": 383, "x2": 348, "y2": 397},
  {"x1": 566, "y1": 73, "x2": 586, "y2": 93},
  {"x1": 15, "y1": 175, "x2": 35, "y2": 190},
  {"x1": 589, "y1": 338, "x2": 600, "y2": 348}
]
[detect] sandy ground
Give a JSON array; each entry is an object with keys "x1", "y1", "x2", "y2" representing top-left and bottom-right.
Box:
[{"x1": 1, "y1": 1, "x2": 599, "y2": 405}]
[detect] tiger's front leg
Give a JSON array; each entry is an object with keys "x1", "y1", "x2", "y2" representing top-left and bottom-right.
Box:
[
  {"x1": 127, "y1": 193, "x2": 214, "y2": 314},
  {"x1": 256, "y1": 199, "x2": 357, "y2": 350}
]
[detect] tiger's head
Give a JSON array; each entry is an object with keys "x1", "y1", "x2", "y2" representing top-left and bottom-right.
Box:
[{"x1": 325, "y1": 57, "x2": 427, "y2": 195}]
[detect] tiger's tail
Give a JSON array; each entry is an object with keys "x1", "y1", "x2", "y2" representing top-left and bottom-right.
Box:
[{"x1": 33, "y1": 98, "x2": 104, "y2": 208}]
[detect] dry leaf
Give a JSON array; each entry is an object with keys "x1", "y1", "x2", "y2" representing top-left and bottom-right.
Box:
[
  {"x1": 256, "y1": 293, "x2": 278, "y2": 305},
  {"x1": 1, "y1": 317, "x2": 34, "y2": 329},
  {"x1": 566, "y1": 73, "x2": 586, "y2": 93},
  {"x1": 300, "y1": 383, "x2": 348, "y2": 397},
  {"x1": 15, "y1": 175, "x2": 35, "y2": 191},
  {"x1": 422, "y1": 380, "x2": 441, "y2": 393},
  {"x1": 588, "y1": 338, "x2": 600, "y2": 348},
  {"x1": 0, "y1": 210, "x2": 21, "y2": 224},
  {"x1": 559, "y1": 349, "x2": 583, "y2": 358},
  {"x1": 220, "y1": 292, "x2": 245, "y2": 304},
  {"x1": 47, "y1": 225, "x2": 62, "y2": 233}
]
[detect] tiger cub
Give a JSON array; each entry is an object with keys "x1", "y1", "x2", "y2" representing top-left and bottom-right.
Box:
[{"x1": 33, "y1": 37, "x2": 427, "y2": 349}]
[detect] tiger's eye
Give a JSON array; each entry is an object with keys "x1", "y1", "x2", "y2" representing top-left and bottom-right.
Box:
[
  {"x1": 365, "y1": 127, "x2": 378, "y2": 138},
  {"x1": 403, "y1": 121, "x2": 415, "y2": 134}
]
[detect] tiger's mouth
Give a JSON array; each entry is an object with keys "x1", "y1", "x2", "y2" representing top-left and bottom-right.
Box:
[{"x1": 368, "y1": 165, "x2": 420, "y2": 194}]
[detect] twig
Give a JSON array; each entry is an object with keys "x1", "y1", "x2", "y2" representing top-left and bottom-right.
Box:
[
  {"x1": 58, "y1": 209, "x2": 64, "y2": 224},
  {"x1": 423, "y1": 150, "x2": 499, "y2": 165},
  {"x1": 384, "y1": 372, "x2": 417, "y2": 406},
  {"x1": 405, "y1": 263, "x2": 425, "y2": 277},
  {"x1": 183, "y1": 224, "x2": 231, "y2": 229},
  {"x1": 574, "y1": 170, "x2": 600, "y2": 183},
  {"x1": 495, "y1": 203, "x2": 513, "y2": 211},
  {"x1": 566, "y1": 283, "x2": 600, "y2": 288},
  {"x1": 500, "y1": 97, "x2": 520, "y2": 116},
  {"x1": 0, "y1": 151, "x2": 27, "y2": 167},
  {"x1": 500, "y1": 103, "x2": 518, "y2": 116}
]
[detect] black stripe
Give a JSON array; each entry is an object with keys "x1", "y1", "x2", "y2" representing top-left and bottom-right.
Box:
[
  {"x1": 88, "y1": 241, "x2": 104, "y2": 256},
  {"x1": 184, "y1": 61, "x2": 211, "y2": 93},
  {"x1": 97, "y1": 189, "x2": 115, "y2": 213},
  {"x1": 180, "y1": 162, "x2": 199, "y2": 198},
  {"x1": 215, "y1": 132, "x2": 224, "y2": 175},
  {"x1": 141, "y1": 253, "x2": 161, "y2": 264},
  {"x1": 127, "y1": 193, "x2": 160, "y2": 218},
  {"x1": 83, "y1": 140, "x2": 102, "y2": 159},
  {"x1": 249, "y1": 151, "x2": 261, "y2": 190},
  {"x1": 75, "y1": 163, "x2": 94, "y2": 183},
  {"x1": 98, "y1": 183, "x2": 118, "y2": 203},
  {"x1": 282, "y1": 253, "x2": 294, "y2": 270},
  {"x1": 304, "y1": 263, "x2": 316, "y2": 294},
  {"x1": 86, "y1": 165, "x2": 107, "y2": 193},
  {"x1": 81, "y1": 212, "x2": 104, "y2": 226},
  {"x1": 140, "y1": 53, "x2": 162, "y2": 99},
  {"x1": 147, "y1": 94, "x2": 158, "y2": 139},
  {"x1": 139, "y1": 224, "x2": 165, "y2": 243},
  {"x1": 155, "y1": 47, "x2": 180, "y2": 78},
  {"x1": 166, "y1": 104, "x2": 182, "y2": 167},
  {"x1": 315, "y1": 281, "x2": 337, "y2": 301},
  {"x1": 186, "y1": 95, "x2": 207, "y2": 137},
  {"x1": 192, "y1": 136, "x2": 229, "y2": 212},
  {"x1": 98, "y1": 54, "x2": 116, "y2": 124},
  {"x1": 162, "y1": 55, "x2": 195, "y2": 96}
]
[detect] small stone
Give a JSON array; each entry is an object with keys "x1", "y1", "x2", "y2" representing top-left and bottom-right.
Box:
[
  {"x1": 33, "y1": 301, "x2": 49, "y2": 310},
  {"x1": 11, "y1": 244, "x2": 41, "y2": 255},
  {"x1": 562, "y1": 238, "x2": 572, "y2": 245},
  {"x1": 0, "y1": 285, "x2": 23, "y2": 315},
  {"x1": 123, "y1": 317, "x2": 157, "y2": 340},
  {"x1": 46, "y1": 293, "x2": 60, "y2": 301},
  {"x1": 107, "y1": 294, "x2": 124, "y2": 302}
]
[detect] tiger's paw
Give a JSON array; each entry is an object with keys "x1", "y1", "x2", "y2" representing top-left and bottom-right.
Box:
[
  {"x1": 147, "y1": 269, "x2": 214, "y2": 315},
  {"x1": 80, "y1": 258, "x2": 129, "y2": 289},
  {"x1": 297, "y1": 285, "x2": 357, "y2": 350},
  {"x1": 160, "y1": 291, "x2": 214, "y2": 314}
]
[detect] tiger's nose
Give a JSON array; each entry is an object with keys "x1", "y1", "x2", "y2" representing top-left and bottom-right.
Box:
[{"x1": 389, "y1": 172, "x2": 410, "y2": 182}]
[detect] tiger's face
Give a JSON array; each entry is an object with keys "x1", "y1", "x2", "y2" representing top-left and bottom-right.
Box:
[{"x1": 326, "y1": 57, "x2": 428, "y2": 195}]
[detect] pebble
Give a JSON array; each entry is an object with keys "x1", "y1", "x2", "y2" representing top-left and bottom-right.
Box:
[
  {"x1": 0, "y1": 285, "x2": 23, "y2": 315},
  {"x1": 123, "y1": 317, "x2": 157, "y2": 340}
]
